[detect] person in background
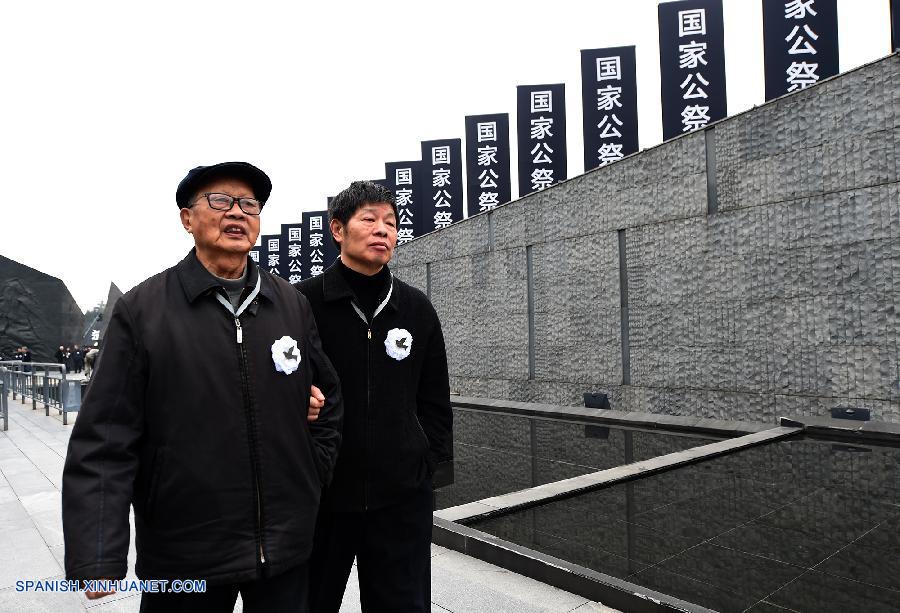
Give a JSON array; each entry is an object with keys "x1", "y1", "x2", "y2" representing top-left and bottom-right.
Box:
[
  {"x1": 83, "y1": 347, "x2": 99, "y2": 378},
  {"x1": 21, "y1": 346, "x2": 32, "y2": 373},
  {"x1": 72, "y1": 344, "x2": 84, "y2": 373}
]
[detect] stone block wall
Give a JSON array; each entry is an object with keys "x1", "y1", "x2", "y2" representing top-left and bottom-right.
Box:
[{"x1": 393, "y1": 54, "x2": 900, "y2": 424}]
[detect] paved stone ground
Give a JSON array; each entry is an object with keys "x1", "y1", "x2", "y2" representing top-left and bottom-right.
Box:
[{"x1": 0, "y1": 392, "x2": 616, "y2": 613}]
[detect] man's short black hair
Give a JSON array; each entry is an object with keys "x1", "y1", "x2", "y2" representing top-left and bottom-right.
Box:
[{"x1": 328, "y1": 181, "x2": 397, "y2": 227}]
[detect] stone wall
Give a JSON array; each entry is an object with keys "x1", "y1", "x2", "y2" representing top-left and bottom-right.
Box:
[
  {"x1": 393, "y1": 54, "x2": 900, "y2": 424},
  {"x1": 0, "y1": 255, "x2": 84, "y2": 362}
]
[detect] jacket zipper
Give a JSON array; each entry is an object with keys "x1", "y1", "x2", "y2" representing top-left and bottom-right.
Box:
[
  {"x1": 235, "y1": 317, "x2": 267, "y2": 565},
  {"x1": 350, "y1": 277, "x2": 393, "y2": 513},
  {"x1": 365, "y1": 325, "x2": 372, "y2": 511}
]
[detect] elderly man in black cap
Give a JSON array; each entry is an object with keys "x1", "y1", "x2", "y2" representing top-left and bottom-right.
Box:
[{"x1": 62, "y1": 162, "x2": 343, "y2": 613}]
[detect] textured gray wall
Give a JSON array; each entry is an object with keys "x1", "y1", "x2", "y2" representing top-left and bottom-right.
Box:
[{"x1": 393, "y1": 54, "x2": 900, "y2": 424}]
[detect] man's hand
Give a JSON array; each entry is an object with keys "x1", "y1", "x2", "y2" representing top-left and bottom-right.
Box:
[
  {"x1": 308, "y1": 385, "x2": 324, "y2": 422},
  {"x1": 84, "y1": 579, "x2": 116, "y2": 600}
]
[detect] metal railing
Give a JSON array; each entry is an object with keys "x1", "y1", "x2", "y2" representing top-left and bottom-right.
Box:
[
  {"x1": 0, "y1": 360, "x2": 83, "y2": 428},
  {"x1": 0, "y1": 378, "x2": 7, "y2": 431}
]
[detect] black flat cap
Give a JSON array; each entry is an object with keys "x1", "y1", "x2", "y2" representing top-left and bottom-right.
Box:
[{"x1": 176, "y1": 161, "x2": 272, "y2": 209}]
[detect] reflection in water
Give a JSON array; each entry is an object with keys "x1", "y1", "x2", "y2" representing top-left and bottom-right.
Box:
[
  {"x1": 471, "y1": 437, "x2": 900, "y2": 613},
  {"x1": 435, "y1": 408, "x2": 717, "y2": 510}
]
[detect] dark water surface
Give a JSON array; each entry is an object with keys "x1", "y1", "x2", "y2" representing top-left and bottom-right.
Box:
[
  {"x1": 470, "y1": 436, "x2": 900, "y2": 613},
  {"x1": 436, "y1": 408, "x2": 717, "y2": 511}
]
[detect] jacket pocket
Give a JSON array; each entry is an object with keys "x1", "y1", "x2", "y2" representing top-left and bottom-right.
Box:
[
  {"x1": 410, "y1": 412, "x2": 430, "y2": 454},
  {"x1": 300, "y1": 422, "x2": 325, "y2": 486}
]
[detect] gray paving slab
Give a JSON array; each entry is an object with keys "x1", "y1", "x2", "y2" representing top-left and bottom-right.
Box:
[
  {"x1": 0, "y1": 500, "x2": 35, "y2": 533},
  {"x1": 19, "y1": 489, "x2": 60, "y2": 515},
  {"x1": 0, "y1": 393, "x2": 619, "y2": 612},
  {"x1": 0, "y1": 527, "x2": 63, "y2": 590},
  {"x1": 0, "y1": 575, "x2": 84, "y2": 613},
  {"x1": 50, "y1": 544, "x2": 66, "y2": 569},
  {"x1": 0, "y1": 485, "x2": 18, "y2": 503},
  {"x1": 430, "y1": 546, "x2": 590, "y2": 613},
  {"x1": 570, "y1": 604, "x2": 622, "y2": 613},
  {"x1": 84, "y1": 595, "x2": 141, "y2": 612},
  {"x1": 31, "y1": 509, "x2": 66, "y2": 548}
]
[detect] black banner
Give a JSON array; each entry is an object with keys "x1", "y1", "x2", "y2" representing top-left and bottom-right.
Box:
[
  {"x1": 464, "y1": 114, "x2": 511, "y2": 214},
  {"x1": 658, "y1": 0, "x2": 727, "y2": 140},
  {"x1": 385, "y1": 160, "x2": 424, "y2": 244},
  {"x1": 517, "y1": 84, "x2": 567, "y2": 197},
  {"x1": 281, "y1": 223, "x2": 303, "y2": 284},
  {"x1": 581, "y1": 46, "x2": 639, "y2": 171},
  {"x1": 261, "y1": 233, "x2": 283, "y2": 277},
  {"x1": 421, "y1": 139, "x2": 464, "y2": 233},
  {"x1": 84, "y1": 322, "x2": 102, "y2": 348},
  {"x1": 257, "y1": 240, "x2": 267, "y2": 276},
  {"x1": 894, "y1": 0, "x2": 899, "y2": 51},
  {"x1": 301, "y1": 209, "x2": 337, "y2": 279},
  {"x1": 763, "y1": 0, "x2": 839, "y2": 101},
  {"x1": 249, "y1": 246, "x2": 261, "y2": 268}
]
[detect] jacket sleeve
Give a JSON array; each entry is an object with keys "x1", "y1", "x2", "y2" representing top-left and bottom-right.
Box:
[
  {"x1": 62, "y1": 299, "x2": 145, "y2": 581},
  {"x1": 301, "y1": 295, "x2": 343, "y2": 486},
  {"x1": 416, "y1": 303, "x2": 453, "y2": 487}
]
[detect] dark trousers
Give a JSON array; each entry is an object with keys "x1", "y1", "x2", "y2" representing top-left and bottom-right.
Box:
[
  {"x1": 309, "y1": 480, "x2": 433, "y2": 613},
  {"x1": 139, "y1": 562, "x2": 308, "y2": 613}
]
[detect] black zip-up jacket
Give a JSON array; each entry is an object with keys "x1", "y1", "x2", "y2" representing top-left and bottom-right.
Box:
[
  {"x1": 62, "y1": 250, "x2": 343, "y2": 585},
  {"x1": 297, "y1": 261, "x2": 452, "y2": 512}
]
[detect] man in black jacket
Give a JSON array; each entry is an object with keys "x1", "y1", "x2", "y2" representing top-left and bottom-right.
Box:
[
  {"x1": 72, "y1": 344, "x2": 84, "y2": 373},
  {"x1": 62, "y1": 162, "x2": 343, "y2": 613},
  {"x1": 297, "y1": 181, "x2": 452, "y2": 613}
]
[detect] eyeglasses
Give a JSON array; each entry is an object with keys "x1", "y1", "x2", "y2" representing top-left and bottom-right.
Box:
[{"x1": 193, "y1": 192, "x2": 264, "y2": 216}]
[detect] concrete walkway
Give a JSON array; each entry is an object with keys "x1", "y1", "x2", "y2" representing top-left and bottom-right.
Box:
[{"x1": 0, "y1": 394, "x2": 616, "y2": 613}]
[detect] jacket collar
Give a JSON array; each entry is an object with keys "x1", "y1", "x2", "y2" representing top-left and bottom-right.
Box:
[
  {"x1": 322, "y1": 258, "x2": 399, "y2": 313},
  {"x1": 176, "y1": 248, "x2": 275, "y2": 305}
]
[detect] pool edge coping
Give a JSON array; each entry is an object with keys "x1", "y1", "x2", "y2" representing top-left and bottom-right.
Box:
[
  {"x1": 432, "y1": 517, "x2": 717, "y2": 613},
  {"x1": 435, "y1": 426, "x2": 800, "y2": 524}
]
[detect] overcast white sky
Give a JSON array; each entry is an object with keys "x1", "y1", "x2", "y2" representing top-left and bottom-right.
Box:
[{"x1": 2, "y1": 0, "x2": 891, "y2": 311}]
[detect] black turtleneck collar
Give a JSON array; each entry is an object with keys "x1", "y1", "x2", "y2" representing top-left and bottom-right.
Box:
[{"x1": 338, "y1": 259, "x2": 391, "y2": 319}]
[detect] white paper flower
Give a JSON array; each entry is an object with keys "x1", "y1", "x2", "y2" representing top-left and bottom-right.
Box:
[
  {"x1": 271, "y1": 335, "x2": 301, "y2": 375},
  {"x1": 384, "y1": 328, "x2": 412, "y2": 361}
]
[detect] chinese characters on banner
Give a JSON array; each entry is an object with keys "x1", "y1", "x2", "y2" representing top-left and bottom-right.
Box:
[
  {"x1": 249, "y1": 246, "x2": 261, "y2": 267},
  {"x1": 658, "y1": 0, "x2": 727, "y2": 140},
  {"x1": 420, "y1": 139, "x2": 464, "y2": 233},
  {"x1": 281, "y1": 223, "x2": 303, "y2": 285},
  {"x1": 516, "y1": 84, "x2": 567, "y2": 197},
  {"x1": 385, "y1": 161, "x2": 424, "y2": 244},
  {"x1": 301, "y1": 209, "x2": 337, "y2": 279},
  {"x1": 762, "y1": 0, "x2": 838, "y2": 101},
  {"x1": 581, "y1": 46, "x2": 639, "y2": 171},
  {"x1": 256, "y1": 241, "x2": 267, "y2": 276},
  {"x1": 464, "y1": 114, "x2": 511, "y2": 214},
  {"x1": 261, "y1": 234, "x2": 283, "y2": 278}
]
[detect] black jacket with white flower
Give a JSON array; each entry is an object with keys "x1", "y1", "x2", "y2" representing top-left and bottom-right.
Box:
[
  {"x1": 297, "y1": 261, "x2": 452, "y2": 512},
  {"x1": 62, "y1": 250, "x2": 343, "y2": 585}
]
